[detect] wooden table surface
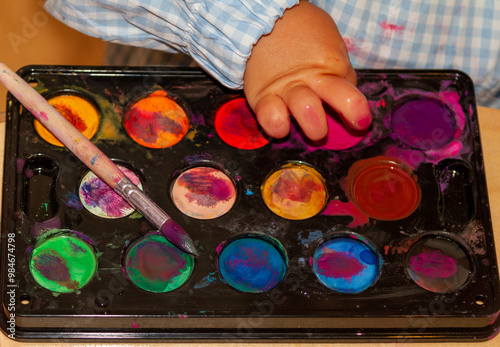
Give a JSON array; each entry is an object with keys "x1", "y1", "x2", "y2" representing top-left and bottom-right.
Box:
[{"x1": 1, "y1": 107, "x2": 499, "y2": 347}]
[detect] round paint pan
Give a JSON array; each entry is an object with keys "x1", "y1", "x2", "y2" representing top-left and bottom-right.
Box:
[
  {"x1": 406, "y1": 233, "x2": 472, "y2": 293},
  {"x1": 311, "y1": 234, "x2": 382, "y2": 293},
  {"x1": 170, "y1": 165, "x2": 237, "y2": 220},
  {"x1": 35, "y1": 93, "x2": 100, "y2": 147},
  {"x1": 79, "y1": 163, "x2": 143, "y2": 219},
  {"x1": 311, "y1": 103, "x2": 368, "y2": 150},
  {"x1": 214, "y1": 97, "x2": 269, "y2": 150},
  {"x1": 391, "y1": 97, "x2": 456, "y2": 150},
  {"x1": 123, "y1": 90, "x2": 189, "y2": 148},
  {"x1": 123, "y1": 232, "x2": 195, "y2": 293},
  {"x1": 217, "y1": 234, "x2": 288, "y2": 293},
  {"x1": 261, "y1": 161, "x2": 328, "y2": 220},
  {"x1": 29, "y1": 230, "x2": 98, "y2": 293},
  {"x1": 346, "y1": 156, "x2": 421, "y2": 221}
]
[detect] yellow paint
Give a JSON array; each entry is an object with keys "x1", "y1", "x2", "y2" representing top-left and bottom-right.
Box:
[
  {"x1": 261, "y1": 162, "x2": 328, "y2": 220},
  {"x1": 34, "y1": 94, "x2": 100, "y2": 147}
]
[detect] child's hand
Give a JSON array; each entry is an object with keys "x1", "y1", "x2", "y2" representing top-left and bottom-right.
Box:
[{"x1": 243, "y1": 1, "x2": 372, "y2": 141}]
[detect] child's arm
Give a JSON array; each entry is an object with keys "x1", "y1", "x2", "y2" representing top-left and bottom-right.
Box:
[
  {"x1": 43, "y1": 0, "x2": 371, "y2": 140},
  {"x1": 244, "y1": 1, "x2": 371, "y2": 141}
]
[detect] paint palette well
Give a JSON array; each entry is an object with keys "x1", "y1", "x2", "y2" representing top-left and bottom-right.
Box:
[{"x1": 1, "y1": 66, "x2": 499, "y2": 342}]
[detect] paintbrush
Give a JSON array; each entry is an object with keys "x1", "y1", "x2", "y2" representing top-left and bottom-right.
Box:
[{"x1": 0, "y1": 63, "x2": 198, "y2": 256}]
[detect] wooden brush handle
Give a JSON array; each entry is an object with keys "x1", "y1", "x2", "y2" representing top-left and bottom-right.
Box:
[{"x1": 0, "y1": 63, "x2": 125, "y2": 188}]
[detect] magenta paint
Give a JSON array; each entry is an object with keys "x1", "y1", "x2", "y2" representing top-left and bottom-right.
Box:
[
  {"x1": 312, "y1": 235, "x2": 381, "y2": 293},
  {"x1": 409, "y1": 250, "x2": 457, "y2": 279},
  {"x1": 406, "y1": 235, "x2": 471, "y2": 293},
  {"x1": 311, "y1": 104, "x2": 368, "y2": 150},
  {"x1": 391, "y1": 98, "x2": 456, "y2": 150}
]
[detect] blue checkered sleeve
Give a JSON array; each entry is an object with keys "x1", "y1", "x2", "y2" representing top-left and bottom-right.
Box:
[
  {"x1": 45, "y1": 0, "x2": 500, "y2": 107},
  {"x1": 314, "y1": 0, "x2": 500, "y2": 108},
  {"x1": 44, "y1": 0, "x2": 300, "y2": 89}
]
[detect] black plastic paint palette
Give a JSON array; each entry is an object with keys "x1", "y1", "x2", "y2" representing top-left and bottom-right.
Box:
[{"x1": 1, "y1": 66, "x2": 499, "y2": 342}]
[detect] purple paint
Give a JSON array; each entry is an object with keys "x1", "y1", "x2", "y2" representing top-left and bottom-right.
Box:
[
  {"x1": 79, "y1": 165, "x2": 142, "y2": 219},
  {"x1": 80, "y1": 177, "x2": 131, "y2": 217},
  {"x1": 16, "y1": 158, "x2": 25, "y2": 174},
  {"x1": 29, "y1": 216, "x2": 62, "y2": 238},
  {"x1": 392, "y1": 98, "x2": 456, "y2": 150}
]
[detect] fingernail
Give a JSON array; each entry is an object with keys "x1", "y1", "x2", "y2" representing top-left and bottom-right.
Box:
[{"x1": 355, "y1": 115, "x2": 372, "y2": 130}]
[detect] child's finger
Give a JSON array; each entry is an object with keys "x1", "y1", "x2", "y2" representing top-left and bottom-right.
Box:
[
  {"x1": 254, "y1": 94, "x2": 291, "y2": 139},
  {"x1": 282, "y1": 84, "x2": 328, "y2": 141},
  {"x1": 314, "y1": 75, "x2": 372, "y2": 131}
]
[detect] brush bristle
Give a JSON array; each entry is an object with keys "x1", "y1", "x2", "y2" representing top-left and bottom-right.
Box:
[{"x1": 160, "y1": 219, "x2": 198, "y2": 256}]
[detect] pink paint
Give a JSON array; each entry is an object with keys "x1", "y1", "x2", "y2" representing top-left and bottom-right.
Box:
[
  {"x1": 380, "y1": 21, "x2": 405, "y2": 34},
  {"x1": 343, "y1": 37, "x2": 359, "y2": 54},
  {"x1": 409, "y1": 249, "x2": 457, "y2": 279},
  {"x1": 321, "y1": 200, "x2": 369, "y2": 227},
  {"x1": 38, "y1": 111, "x2": 49, "y2": 121}
]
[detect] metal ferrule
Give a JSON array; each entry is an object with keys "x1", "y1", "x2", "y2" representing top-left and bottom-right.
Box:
[{"x1": 114, "y1": 176, "x2": 168, "y2": 229}]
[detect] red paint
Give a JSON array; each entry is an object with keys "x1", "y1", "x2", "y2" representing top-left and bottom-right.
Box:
[
  {"x1": 348, "y1": 157, "x2": 421, "y2": 220},
  {"x1": 54, "y1": 104, "x2": 87, "y2": 133},
  {"x1": 123, "y1": 90, "x2": 189, "y2": 148},
  {"x1": 315, "y1": 250, "x2": 366, "y2": 280},
  {"x1": 214, "y1": 98, "x2": 269, "y2": 150}
]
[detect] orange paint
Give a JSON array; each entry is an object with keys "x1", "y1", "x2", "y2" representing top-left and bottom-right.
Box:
[
  {"x1": 347, "y1": 156, "x2": 421, "y2": 221},
  {"x1": 123, "y1": 90, "x2": 189, "y2": 148},
  {"x1": 35, "y1": 95, "x2": 100, "y2": 147},
  {"x1": 261, "y1": 162, "x2": 327, "y2": 220}
]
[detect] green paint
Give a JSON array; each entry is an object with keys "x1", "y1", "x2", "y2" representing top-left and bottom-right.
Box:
[
  {"x1": 125, "y1": 233, "x2": 194, "y2": 293},
  {"x1": 29, "y1": 232, "x2": 97, "y2": 293}
]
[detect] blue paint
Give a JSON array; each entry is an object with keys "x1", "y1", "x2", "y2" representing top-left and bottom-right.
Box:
[
  {"x1": 312, "y1": 236, "x2": 381, "y2": 293},
  {"x1": 63, "y1": 192, "x2": 83, "y2": 210},
  {"x1": 90, "y1": 154, "x2": 99, "y2": 165},
  {"x1": 218, "y1": 235, "x2": 287, "y2": 293},
  {"x1": 194, "y1": 272, "x2": 217, "y2": 289},
  {"x1": 298, "y1": 230, "x2": 323, "y2": 246},
  {"x1": 245, "y1": 188, "x2": 254, "y2": 196}
]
